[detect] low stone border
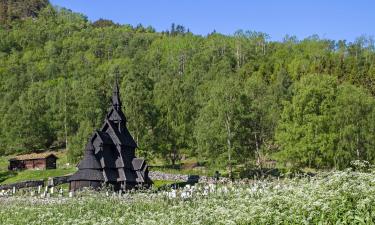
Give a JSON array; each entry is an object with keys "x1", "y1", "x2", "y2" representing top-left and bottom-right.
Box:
[
  {"x1": 0, "y1": 180, "x2": 45, "y2": 190},
  {"x1": 149, "y1": 171, "x2": 229, "y2": 183},
  {"x1": 0, "y1": 171, "x2": 226, "y2": 191},
  {"x1": 149, "y1": 171, "x2": 188, "y2": 182},
  {"x1": 47, "y1": 175, "x2": 71, "y2": 187}
]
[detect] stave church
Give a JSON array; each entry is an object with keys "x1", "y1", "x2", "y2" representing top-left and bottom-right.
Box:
[{"x1": 68, "y1": 76, "x2": 152, "y2": 191}]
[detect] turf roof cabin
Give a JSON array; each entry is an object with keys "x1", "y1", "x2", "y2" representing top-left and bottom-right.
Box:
[
  {"x1": 68, "y1": 76, "x2": 152, "y2": 191},
  {"x1": 8, "y1": 153, "x2": 58, "y2": 170}
]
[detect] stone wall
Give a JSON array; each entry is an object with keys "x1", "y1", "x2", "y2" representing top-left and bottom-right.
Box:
[
  {"x1": 47, "y1": 175, "x2": 71, "y2": 187},
  {"x1": 149, "y1": 171, "x2": 188, "y2": 182},
  {"x1": 0, "y1": 172, "x2": 226, "y2": 191},
  {"x1": 148, "y1": 171, "x2": 229, "y2": 183},
  {"x1": 0, "y1": 180, "x2": 44, "y2": 190}
]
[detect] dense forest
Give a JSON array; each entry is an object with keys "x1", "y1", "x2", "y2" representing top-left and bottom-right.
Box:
[{"x1": 1, "y1": 2, "x2": 375, "y2": 170}]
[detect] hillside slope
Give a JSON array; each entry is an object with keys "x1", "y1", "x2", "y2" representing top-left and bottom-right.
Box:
[{"x1": 1, "y1": 6, "x2": 375, "y2": 170}]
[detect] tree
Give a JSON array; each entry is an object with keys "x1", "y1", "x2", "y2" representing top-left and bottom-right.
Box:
[
  {"x1": 240, "y1": 75, "x2": 280, "y2": 167},
  {"x1": 120, "y1": 63, "x2": 158, "y2": 160},
  {"x1": 67, "y1": 120, "x2": 94, "y2": 163},
  {"x1": 195, "y1": 75, "x2": 243, "y2": 176},
  {"x1": 92, "y1": 18, "x2": 118, "y2": 28},
  {"x1": 154, "y1": 74, "x2": 195, "y2": 166},
  {"x1": 275, "y1": 75, "x2": 338, "y2": 168},
  {"x1": 2, "y1": 82, "x2": 55, "y2": 152},
  {"x1": 276, "y1": 74, "x2": 375, "y2": 168},
  {"x1": 331, "y1": 84, "x2": 375, "y2": 168}
]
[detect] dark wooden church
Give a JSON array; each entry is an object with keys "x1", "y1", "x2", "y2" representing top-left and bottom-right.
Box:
[{"x1": 68, "y1": 77, "x2": 152, "y2": 191}]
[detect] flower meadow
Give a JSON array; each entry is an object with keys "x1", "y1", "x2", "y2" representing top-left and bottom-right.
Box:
[{"x1": 1, "y1": 171, "x2": 375, "y2": 225}]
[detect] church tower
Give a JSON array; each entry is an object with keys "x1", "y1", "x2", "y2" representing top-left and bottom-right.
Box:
[{"x1": 69, "y1": 76, "x2": 152, "y2": 191}]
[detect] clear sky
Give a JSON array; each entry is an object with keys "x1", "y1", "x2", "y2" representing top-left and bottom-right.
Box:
[{"x1": 50, "y1": 0, "x2": 374, "y2": 42}]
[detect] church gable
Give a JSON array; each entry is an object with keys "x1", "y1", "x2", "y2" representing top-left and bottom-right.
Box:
[
  {"x1": 102, "y1": 120, "x2": 137, "y2": 148},
  {"x1": 106, "y1": 106, "x2": 126, "y2": 122},
  {"x1": 92, "y1": 134, "x2": 103, "y2": 153},
  {"x1": 102, "y1": 120, "x2": 122, "y2": 146}
]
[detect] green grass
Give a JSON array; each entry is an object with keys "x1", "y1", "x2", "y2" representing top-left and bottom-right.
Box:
[
  {"x1": 152, "y1": 180, "x2": 177, "y2": 188},
  {"x1": 0, "y1": 155, "x2": 11, "y2": 171},
  {"x1": 55, "y1": 182, "x2": 70, "y2": 190},
  {"x1": 0, "y1": 167, "x2": 77, "y2": 184},
  {"x1": 54, "y1": 150, "x2": 71, "y2": 168}
]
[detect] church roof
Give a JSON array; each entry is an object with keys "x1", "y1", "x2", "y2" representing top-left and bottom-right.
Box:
[
  {"x1": 95, "y1": 131, "x2": 113, "y2": 145},
  {"x1": 68, "y1": 169, "x2": 104, "y2": 181},
  {"x1": 10, "y1": 152, "x2": 57, "y2": 161},
  {"x1": 77, "y1": 143, "x2": 102, "y2": 169},
  {"x1": 104, "y1": 120, "x2": 137, "y2": 148},
  {"x1": 106, "y1": 106, "x2": 127, "y2": 122}
]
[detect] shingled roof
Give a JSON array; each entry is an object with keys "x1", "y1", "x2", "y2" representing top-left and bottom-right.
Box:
[
  {"x1": 111, "y1": 120, "x2": 137, "y2": 148},
  {"x1": 68, "y1": 169, "x2": 104, "y2": 181},
  {"x1": 77, "y1": 146, "x2": 101, "y2": 169},
  {"x1": 95, "y1": 131, "x2": 113, "y2": 145},
  {"x1": 10, "y1": 152, "x2": 58, "y2": 161}
]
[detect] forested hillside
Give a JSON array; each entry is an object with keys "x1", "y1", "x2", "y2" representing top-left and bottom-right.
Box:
[
  {"x1": 1, "y1": 5, "x2": 375, "y2": 170},
  {"x1": 0, "y1": 0, "x2": 49, "y2": 26}
]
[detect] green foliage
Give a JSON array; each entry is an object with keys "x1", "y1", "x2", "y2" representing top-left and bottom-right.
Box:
[
  {"x1": 67, "y1": 120, "x2": 94, "y2": 163},
  {"x1": 276, "y1": 75, "x2": 375, "y2": 169},
  {"x1": 195, "y1": 75, "x2": 243, "y2": 168},
  {"x1": 92, "y1": 19, "x2": 119, "y2": 28},
  {"x1": 1, "y1": 6, "x2": 375, "y2": 169},
  {"x1": 120, "y1": 62, "x2": 158, "y2": 160},
  {"x1": 151, "y1": 180, "x2": 177, "y2": 188},
  {"x1": 0, "y1": 156, "x2": 9, "y2": 171}
]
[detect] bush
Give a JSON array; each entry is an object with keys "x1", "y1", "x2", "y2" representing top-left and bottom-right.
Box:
[{"x1": 350, "y1": 160, "x2": 371, "y2": 172}]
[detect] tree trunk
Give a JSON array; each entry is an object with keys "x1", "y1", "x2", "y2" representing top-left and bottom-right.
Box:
[
  {"x1": 171, "y1": 145, "x2": 178, "y2": 168},
  {"x1": 225, "y1": 113, "x2": 233, "y2": 179},
  {"x1": 254, "y1": 132, "x2": 261, "y2": 169},
  {"x1": 64, "y1": 78, "x2": 68, "y2": 150},
  {"x1": 236, "y1": 42, "x2": 241, "y2": 70}
]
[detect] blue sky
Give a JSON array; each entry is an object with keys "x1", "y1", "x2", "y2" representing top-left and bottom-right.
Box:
[{"x1": 50, "y1": 0, "x2": 374, "y2": 42}]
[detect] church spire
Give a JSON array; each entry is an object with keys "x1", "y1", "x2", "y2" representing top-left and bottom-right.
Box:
[{"x1": 112, "y1": 71, "x2": 122, "y2": 110}]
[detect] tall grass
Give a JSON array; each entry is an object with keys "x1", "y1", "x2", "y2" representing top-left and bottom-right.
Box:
[
  {"x1": 0, "y1": 171, "x2": 374, "y2": 224},
  {"x1": 0, "y1": 167, "x2": 76, "y2": 184}
]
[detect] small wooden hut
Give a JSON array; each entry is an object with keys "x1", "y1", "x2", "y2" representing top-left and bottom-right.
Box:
[{"x1": 8, "y1": 153, "x2": 58, "y2": 170}]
